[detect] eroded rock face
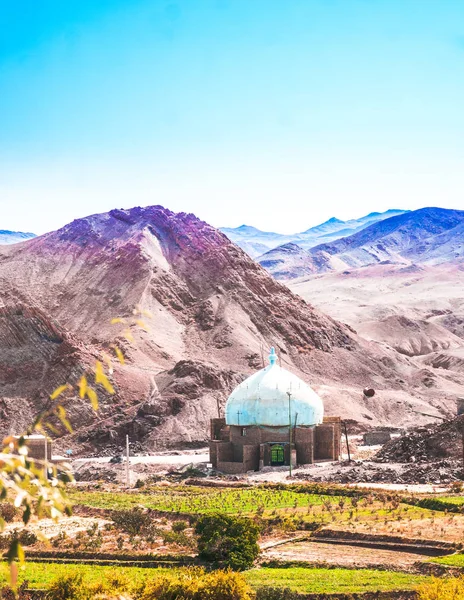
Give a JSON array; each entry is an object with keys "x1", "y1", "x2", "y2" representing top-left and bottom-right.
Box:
[{"x1": 0, "y1": 206, "x2": 456, "y2": 452}]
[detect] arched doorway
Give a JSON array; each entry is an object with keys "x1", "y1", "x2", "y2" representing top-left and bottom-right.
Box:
[{"x1": 270, "y1": 444, "x2": 285, "y2": 466}]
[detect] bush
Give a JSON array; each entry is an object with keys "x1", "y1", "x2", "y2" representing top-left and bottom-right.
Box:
[
  {"x1": 255, "y1": 587, "x2": 303, "y2": 600},
  {"x1": 45, "y1": 570, "x2": 131, "y2": 600},
  {"x1": 195, "y1": 513, "x2": 260, "y2": 571},
  {"x1": 46, "y1": 574, "x2": 85, "y2": 600},
  {"x1": 135, "y1": 568, "x2": 253, "y2": 600},
  {"x1": 161, "y1": 530, "x2": 194, "y2": 548},
  {"x1": 0, "y1": 503, "x2": 18, "y2": 523},
  {"x1": 417, "y1": 576, "x2": 464, "y2": 600},
  {"x1": 0, "y1": 529, "x2": 38, "y2": 549},
  {"x1": 111, "y1": 507, "x2": 153, "y2": 536},
  {"x1": 172, "y1": 520, "x2": 188, "y2": 533}
]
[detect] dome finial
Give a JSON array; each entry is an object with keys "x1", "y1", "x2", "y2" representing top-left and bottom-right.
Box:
[{"x1": 269, "y1": 347, "x2": 278, "y2": 366}]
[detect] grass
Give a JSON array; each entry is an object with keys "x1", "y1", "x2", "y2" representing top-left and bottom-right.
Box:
[
  {"x1": 429, "y1": 554, "x2": 464, "y2": 568},
  {"x1": 69, "y1": 485, "x2": 429, "y2": 528},
  {"x1": 246, "y1": 567, "x2": 431, "y2": 594},
  {"x1": 69, "y1": 486, "x2": 343, "y2": 515},
  {"x1": 436, "y1": 496, "x2": 464, "y2": 506},
  {"x1": 0, "y1": 562, "x2": 156, "y2": 589},
  {"x1": 0, "y1": 562, "x2": 432, "y2": 594}
]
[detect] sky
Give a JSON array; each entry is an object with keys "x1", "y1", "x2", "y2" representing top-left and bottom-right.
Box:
[{"x1": 1, "y1": 0, "x2": 464, "y2": 235}]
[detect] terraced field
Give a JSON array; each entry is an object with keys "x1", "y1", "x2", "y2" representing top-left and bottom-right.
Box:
[{"x1": 0, "y1": 562, "x2": 433, "y2": 595}]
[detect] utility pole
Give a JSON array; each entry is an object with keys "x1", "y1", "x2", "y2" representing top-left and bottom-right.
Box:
[
  {"x1": 343, "y1": 421, "x2": 351, "y2": 462},
  {"x1": 126, "y1": 434, "x2": 130, "y2": 487},
  {"x1": 287, "y1": 391, "x2": 292, "y2": 478}
]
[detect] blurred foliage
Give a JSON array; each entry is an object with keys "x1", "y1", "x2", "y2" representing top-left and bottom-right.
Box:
[{"x1": 0, "y1": 307, "x2": 151, "y2": 584}]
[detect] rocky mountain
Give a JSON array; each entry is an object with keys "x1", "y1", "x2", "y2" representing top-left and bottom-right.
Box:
[
  {"x1": 0, "y1": 206, "x2": 459, "y2": 453},
  {"x1": 0, "y1": 230, "x2": 36, "y2": 244},
  {"x1": 260, "y1": 208, "x2": 464, "y2": 280},
  {"x1": 219, "y1": 225, "x2": 292, "y2": 258},
  {"x1": 220, "y1": 210, "x2": 406, "y2": 258}
]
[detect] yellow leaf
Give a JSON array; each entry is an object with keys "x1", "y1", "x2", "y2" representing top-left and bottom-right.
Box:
[
  {"x1": 78, "y1": 376, "x2": 87, "y2": 399},
  {"x1": 102, "y1": 353, "x2": 113, "y2": 374},
  {"x1": 135, "y1": 319, "x2": 148, "y2": 331},
  {"x1": 56, "y1": 406, "x2": 73, "y2": 434},
  {"x1": 86, "y1": 386, "x2": 99, "y2": 411},
  {"x1": 113, "y1": 345, "x2": 125, "y2": 365},
  {"x1": 95, "y1": 361, "x2": 115, "y2": 394},
  {"x1": 43, "y1": 421, "x2": 59, "y2": 435},
  {"x1": 50, "y1": 384, "x2": 68, "y2": 400},
  {"x1": 111, "y1": 317, "x2": 126, "y2": 325}
]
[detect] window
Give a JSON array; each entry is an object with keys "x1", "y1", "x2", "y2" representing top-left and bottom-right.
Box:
[{"x1": 242, "y1": 428, "x2": 247, "y2": 436}]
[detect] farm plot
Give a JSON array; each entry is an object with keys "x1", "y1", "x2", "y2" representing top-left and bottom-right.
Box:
[
  {"x1": 69, "y1": 485, "x2": 430, "y2": 528},
  {"x1": 0, "y1": 562, "x2": 432, "y2": 595}
]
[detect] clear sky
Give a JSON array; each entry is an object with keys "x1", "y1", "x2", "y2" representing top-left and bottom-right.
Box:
[{"x1": 1, "y1": 0, "x2": 463, "y2": 235}]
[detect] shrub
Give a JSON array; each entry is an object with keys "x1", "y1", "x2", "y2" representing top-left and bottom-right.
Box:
[
  {"x1": 0, "y1": 503, "x2": 18, "y2": 523},
  {"x1": 172, "y1": 520, "x2": 188, "y2": 533},
  {"x1": 112, "y1": 507, "x2": 153, "y2": 536},
  {"x1": 46, "y1": 573, "x2": 86, "y2": 600},
  {"x1": 45, "y1": 570, "x2": 131, "y2": 600},
  {"x1": 135, "y1": 568, "x2": 253, "y2": 600},
  {"x1": 255, "y1": 587, "x2": 303, "y2": 600},
  {"x1": 195, "y1": 513, "x2": 260, "y2": 571},
  {"x1": 0, "y1": 529, "x2": 38, "y2": 549},
  {"x1": 417, "y1": 576, "x2": 464, "y2": 600},
  {"x1": 161, "y1": 530, "x2": 194, "y2": 548}
]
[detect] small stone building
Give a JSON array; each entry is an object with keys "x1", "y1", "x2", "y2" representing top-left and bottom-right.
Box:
[{"x1": 210, "y1": 348, "x2": 341, "y2": 474}]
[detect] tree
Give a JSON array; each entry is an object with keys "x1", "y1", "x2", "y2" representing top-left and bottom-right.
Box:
[
  {"x1": 195, "y1": 513, "x2": 260, "y2": 571},
  {"x1": 0, "y1": 308, "x2": 149, "y2": 583}
]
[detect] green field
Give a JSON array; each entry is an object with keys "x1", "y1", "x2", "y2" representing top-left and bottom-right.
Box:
[
  {"x1": 436, "y1": 496, "x2": 464, "y2": 506},
  {"x1": 69, "y1": 486, "x2": 342, "y2": 515},
  {"x1": 0, "y1": 562, "x2": 432, "y2": 594},
  {"x1": 430, "y1": 553, "x2": 464, "y2": 568},
  {"x1": 69, "y1": 486, "x2": 428, "y2": 527},
  {"x1": 245, "y1": 567, "x2": 430, "y2": 594}
]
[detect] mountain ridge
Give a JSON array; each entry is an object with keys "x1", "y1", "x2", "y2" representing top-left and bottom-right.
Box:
[
  {"x1": 220, "y1": 209, "x2": 407, "y2": 258},
  {"x1": 0, "y1": 205, "x2": 453, "y2": 452},
  {"x1": 259, "y1": 207, "x2": 464, "y2": 280}
]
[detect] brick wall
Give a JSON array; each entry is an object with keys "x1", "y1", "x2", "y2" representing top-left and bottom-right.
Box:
[
  {"x1": 210, "y1": 418, "x2": 226, "y2": 441},
  {"x1": 314, "y1": 424, "x2": 336, "y2": 460},
  {"x1": 216, "y1": 461, "x2": 248, "y2": 474}
]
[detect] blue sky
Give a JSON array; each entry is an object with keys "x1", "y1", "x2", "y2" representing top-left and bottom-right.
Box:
[{"x1": 1, "y1": 0, "x2": 463, "y2": 234}]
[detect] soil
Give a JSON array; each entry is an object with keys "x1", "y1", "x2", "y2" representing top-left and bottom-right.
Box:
[{"x1": 262, "y1": 540, "x2": 439, "y2": 569}]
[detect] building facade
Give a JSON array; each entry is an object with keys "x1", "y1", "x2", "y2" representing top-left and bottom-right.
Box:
[{"x1": 209, "y1": 348, "x2": 341, "y2": 474}]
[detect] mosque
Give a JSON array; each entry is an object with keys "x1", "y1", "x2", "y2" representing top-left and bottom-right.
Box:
[{"x1": 209, "y1": 348, "x2": 341, "y2": 474}]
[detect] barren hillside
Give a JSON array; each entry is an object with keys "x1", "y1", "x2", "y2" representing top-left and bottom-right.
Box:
[{"x1": 0, "y1": 206, "x2": 458, "y2": 452}]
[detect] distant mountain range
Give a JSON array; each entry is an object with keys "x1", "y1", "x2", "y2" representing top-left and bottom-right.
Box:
[
  {"x1": 0, "y1": 230, "x2": 36, "y2": 245},
  {"x1": 1, "y1": 205, "x2": 453, "y2": 451},
  {"x1": 220, "y1": 209, "x2": 407, "y2": 258},
  {"x1": 259, "y1": 207, "x2": 464, "y2": 280}
]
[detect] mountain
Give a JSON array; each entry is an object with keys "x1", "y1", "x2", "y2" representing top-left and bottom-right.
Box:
[
  {"x1": 290, "y1": 263, "x2": 464, "y2": 397},
  {"x1": 0, "y1": 230, "x2": 36, "y2": 244},
  {"x1": 259, "y1": 208, "x2": 464, "y2": 280},
  {"x1": 220, "y1": 210, "x2": 407, "y2": 258},
  {"x1": 0, "y1": 205, "x2": 455, "y2": 453},
  {"x1": 219, "y1": 225, "x2": 292, "y2": 258}
]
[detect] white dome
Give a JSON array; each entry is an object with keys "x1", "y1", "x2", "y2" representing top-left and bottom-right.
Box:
[{"x1": 225, "y1": 348, "x2": 324, "y2": 427}]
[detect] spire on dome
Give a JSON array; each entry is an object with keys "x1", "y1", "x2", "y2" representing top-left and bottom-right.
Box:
[{"x1": 269, "y1": 347, "x2": 278, "y2": 366}]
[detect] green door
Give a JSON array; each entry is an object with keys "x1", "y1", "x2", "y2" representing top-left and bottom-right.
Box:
[{"x1": 270, "y1": 445, "x2": 285, "y2": 466}]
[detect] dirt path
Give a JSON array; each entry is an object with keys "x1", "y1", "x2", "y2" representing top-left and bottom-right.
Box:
[{"x1": 262, "y1": 540, "x2": 437, "y2": 569}]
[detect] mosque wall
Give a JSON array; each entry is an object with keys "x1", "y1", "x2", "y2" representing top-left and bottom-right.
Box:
[{"x1": 314, "y1": 423, "x2": 337, "y2": 459}]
